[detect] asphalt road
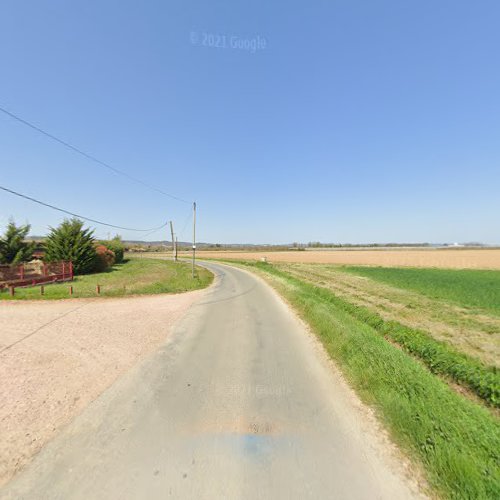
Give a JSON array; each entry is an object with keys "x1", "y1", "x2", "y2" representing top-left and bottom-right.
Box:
[{"x1": 1, "y1": 262, "x2": 421, "y2": 499}]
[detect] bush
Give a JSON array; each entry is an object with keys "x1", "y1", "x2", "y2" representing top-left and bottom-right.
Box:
[
  {"x1": 94, "y1": 245, "x2": 115, "y2": 272},
  {"x1": 44, "y1": 218, "x2": 97, "y2": 275},
  {"x1": 99, "y1": 236, "x2": 124, "y2": 263},
  {"x1": 0, "y1": 221, "x2": 35, "y2": 264}
]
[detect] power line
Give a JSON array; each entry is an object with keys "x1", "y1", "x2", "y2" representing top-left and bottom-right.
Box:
[
  {"x1": 0, "y1": 185, "x2": 168, "y2": 232},
  {"x1": 0, "y1": 106, "x2": 191, "y2": 204},
  {"x1": 178, "y1": 210, "x2": 193, "y2": 240}
]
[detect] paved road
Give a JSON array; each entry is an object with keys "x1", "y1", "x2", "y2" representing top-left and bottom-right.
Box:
[{"x1": 1, "y1": 262, "x2": 420, "y2": 499}]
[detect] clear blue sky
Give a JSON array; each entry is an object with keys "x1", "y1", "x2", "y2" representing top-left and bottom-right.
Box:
[{"x1": 1, "y1": 0, "x2": 499, "y2": 244}]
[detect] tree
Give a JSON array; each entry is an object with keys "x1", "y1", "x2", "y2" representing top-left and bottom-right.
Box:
[
  {"x1": 0, "y1": 221, "x2": 35, "y2": 264},
  {"x1": 44, "y1": 218, "x2": 97, "y2": 275}
]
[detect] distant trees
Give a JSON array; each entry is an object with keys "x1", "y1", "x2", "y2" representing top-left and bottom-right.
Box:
[
  {"x1": 44, "y1": 218, "x2": 97, "y2": 275},
  {"x1": 0, "y1": 221, "x2": 35, "y2": 264}
]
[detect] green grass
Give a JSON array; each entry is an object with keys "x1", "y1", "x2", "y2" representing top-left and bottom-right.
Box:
[
  {"x1": 237, "y1": 261, "x2": 500, "y2": 499},
  {"x1": 344, "y1": 266, "x2": 500, "y2": 315},
  {"x1": 0, "y1": 257, "x2": 213, "y2": 300}
]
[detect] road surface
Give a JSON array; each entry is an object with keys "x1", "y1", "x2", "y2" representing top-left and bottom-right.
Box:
[{"x1": 1, "y1": 262, "x2": 422, "y2": 499}]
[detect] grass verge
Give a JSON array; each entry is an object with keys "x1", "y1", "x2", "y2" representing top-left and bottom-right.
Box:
[
  {"x1": 0, "y1": 258, "x2": 213, "y2": 300},
  {"x1": 276, "y1": 265, "x2": 499, "y2": 407},
  {"x1": 237, "y1": 260, "x2": 500, "y2": 499}
]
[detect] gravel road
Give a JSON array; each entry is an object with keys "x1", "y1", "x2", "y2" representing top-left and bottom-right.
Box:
[{"x1": 0, "y1": 262, "x2": 424, "y2": 499}]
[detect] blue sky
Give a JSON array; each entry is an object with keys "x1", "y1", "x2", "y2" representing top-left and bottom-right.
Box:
[{"x1": 1, "y1": 0, "x2": 499, "y2": 244}]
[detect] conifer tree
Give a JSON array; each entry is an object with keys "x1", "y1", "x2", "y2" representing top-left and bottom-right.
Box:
[
  {"x1": 44, "y1": 218, "x2": 97, "y2": 274},
  {"x1": 0, "y1": 221, "x2": 35, "y2": 264}
]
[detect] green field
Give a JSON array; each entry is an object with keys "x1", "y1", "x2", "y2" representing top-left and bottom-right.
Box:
[
  {"x1": 229, "y1": 260, "x2": 500, "y2": 499},
  {"x1": 0, "y1": 258, "x2": 213, "y2": 300},
  {"x1": 344, "y1": 266, "x2": 500, "y2": 315}
]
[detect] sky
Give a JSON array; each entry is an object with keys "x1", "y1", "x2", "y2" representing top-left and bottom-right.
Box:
[{"x1": 1, "y1": 0, "x2": 499, "y2": 244}]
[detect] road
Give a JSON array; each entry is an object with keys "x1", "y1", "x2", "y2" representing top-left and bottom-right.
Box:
[{"x1": 1, "y1": 262, "x2": 421, "y2": 499}]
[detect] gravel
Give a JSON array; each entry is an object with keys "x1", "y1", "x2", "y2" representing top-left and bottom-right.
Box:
[{"x1": 0, "y1": 290, "x2": 205, "y2": 487}]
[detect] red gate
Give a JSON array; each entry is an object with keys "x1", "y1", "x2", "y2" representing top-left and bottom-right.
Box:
[{"x1": 0, "y1": 261, "x2": 73, "y2": 291}]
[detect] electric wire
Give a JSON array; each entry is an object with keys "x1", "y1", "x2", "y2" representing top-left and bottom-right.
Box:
[
  {"x1": 0, "y1": 106, "x2": 191, "y2": 204},
  {"x1": 0, "y1": 185, "x2": 168, "y2": 232},
  {"x1": 178, "y1": 210, "x2": 193, "y2": 240}
]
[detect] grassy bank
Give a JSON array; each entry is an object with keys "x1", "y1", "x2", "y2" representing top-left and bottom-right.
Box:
[
  {"x1": 0, "y1": 258, "x2": 213, "y2": 300},
  {"x1": 344, "y1": 266, "x2": 500, "y2": 316},
  {"x1": 236, "y1": 260, "x2": 500, "y2": 499}
]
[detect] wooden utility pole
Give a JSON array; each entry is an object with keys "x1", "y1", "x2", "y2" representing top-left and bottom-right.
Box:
[
  {"x1": 169, "y1": 221, "x2": 177, "y2": 262},
  {"x1": 192, "y1": 202, "x2": 197, "y2": 278}
]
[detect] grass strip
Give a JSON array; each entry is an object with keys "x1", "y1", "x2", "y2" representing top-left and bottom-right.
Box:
[
  {"x1": 241, "y1": 261, "x2": 500, "y2": 499},
  {"x1": 0, "y1": 258, "x2": 213, "y2": 300}
]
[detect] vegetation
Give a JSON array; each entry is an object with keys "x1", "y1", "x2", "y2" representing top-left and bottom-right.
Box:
[
  {"x1": 232, "y1": 261, "x2": 500, "y2": 499},
  {"x1": 94, "y1": 244, "x2": 116, "y2": 272},
  {"x1": 283, "y1": 272, "x2": 499, "y2": 406},
  {"x1": 262, "y1": 263, "x2": 499, "y2": 406},
  {"x1": 44, "y1": 218, "x2": 97, "y2": 275},
  {"x1": 0, "y1": 257, "x2": 213, "y2": 300},
  {"x1": 344, "y1": 266, "x2": 500, "y2": 316},
  {"x1": 99, "y1": 236, "x2": 125, "y2": 263},
  {"x1": 0, "y1": 221, "x2": 35, "y2": 264}
]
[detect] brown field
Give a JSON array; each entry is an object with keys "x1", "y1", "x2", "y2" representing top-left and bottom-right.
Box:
[{"x1": 190, "y1": 248, "x2": 500, "y2": 269}]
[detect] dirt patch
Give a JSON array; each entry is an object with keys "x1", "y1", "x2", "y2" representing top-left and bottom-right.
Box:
[{"x1": 0, "y1": 290, "x2": 205, "y2": 487}]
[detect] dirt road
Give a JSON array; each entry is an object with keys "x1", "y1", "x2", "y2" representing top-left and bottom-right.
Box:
[{"x1": 1, "y1": 262, "x2": 423, "y2": 499}]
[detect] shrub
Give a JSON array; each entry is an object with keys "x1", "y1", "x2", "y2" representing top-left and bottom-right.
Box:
[
  {"x1": 0, "y1": 221, "x2": 36, "y2": 264},
  {"x1": 94, "y1": 245, "x2": 115, "y2": 272},
  {"x1": 44, "y1": 218, "x2": 97, "y2": 275},
  {"x1": 99, "y1": 236, "x2": 124, "y2": 263}
]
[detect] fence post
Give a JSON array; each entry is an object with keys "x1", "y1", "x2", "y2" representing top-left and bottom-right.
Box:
[
  {"x1": 69, "y1": 262, "x2": 74, "y2": 281},
  {"x1": 96, "y1": 284, "x2": 101, "y2": 295},
  {"x1": 69, "y1": 285, "x2": 73, "y2": 296},
  {"x1": 40, "y1": 285, "x2": 44, "y2": 295},
  {"x1": 9, "y1": 286, "x2": 15, "y2": 297},
  {"x1": 19, "y1": 264, "x2": 24, "y2": 280}
]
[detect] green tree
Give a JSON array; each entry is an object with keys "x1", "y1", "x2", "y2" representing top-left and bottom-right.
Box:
[
  {"x1": 0, "y1": 221, "x2": 36, "y2": 264},
  {"x1": 44, "y1": 218, "x2": 97, "y2": 275}
]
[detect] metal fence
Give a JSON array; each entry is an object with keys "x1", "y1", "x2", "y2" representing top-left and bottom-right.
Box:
[{"x1": 0, "y1": 261, "x2": 73, "y2": 290}]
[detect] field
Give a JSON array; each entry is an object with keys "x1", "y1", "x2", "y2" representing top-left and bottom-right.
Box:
[
  {"x1": 0, "y1": 258, "x2": 213, "y2": 300},
  {"x1": 343, "y1": 266, "x2": 500, "y2": 315},
  {"x1": 195, "y1": 248, "x2": 500, "y2": 269},
  {"x1": 223, "y1": 259, "x2": 500, "y2": 499}
]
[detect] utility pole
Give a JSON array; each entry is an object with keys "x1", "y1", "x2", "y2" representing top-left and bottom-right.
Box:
[
  {"x1": 192, "y1": 201, "x2": 197, "y2": 278},
  {"x1": 169, "y1": 220, "x2": 177, "y2": 262}
]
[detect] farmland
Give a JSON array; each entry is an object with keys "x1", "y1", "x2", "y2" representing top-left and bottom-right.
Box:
[
  {"x1": 195, "y1": 248, "x2": 500, "y2": 269},
  {"x1": 219, "y1": 259, "x2": 500, "y2": 499},
  {"x1": 343, "y1": 266, "x2": 500, "y2": 315}
]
